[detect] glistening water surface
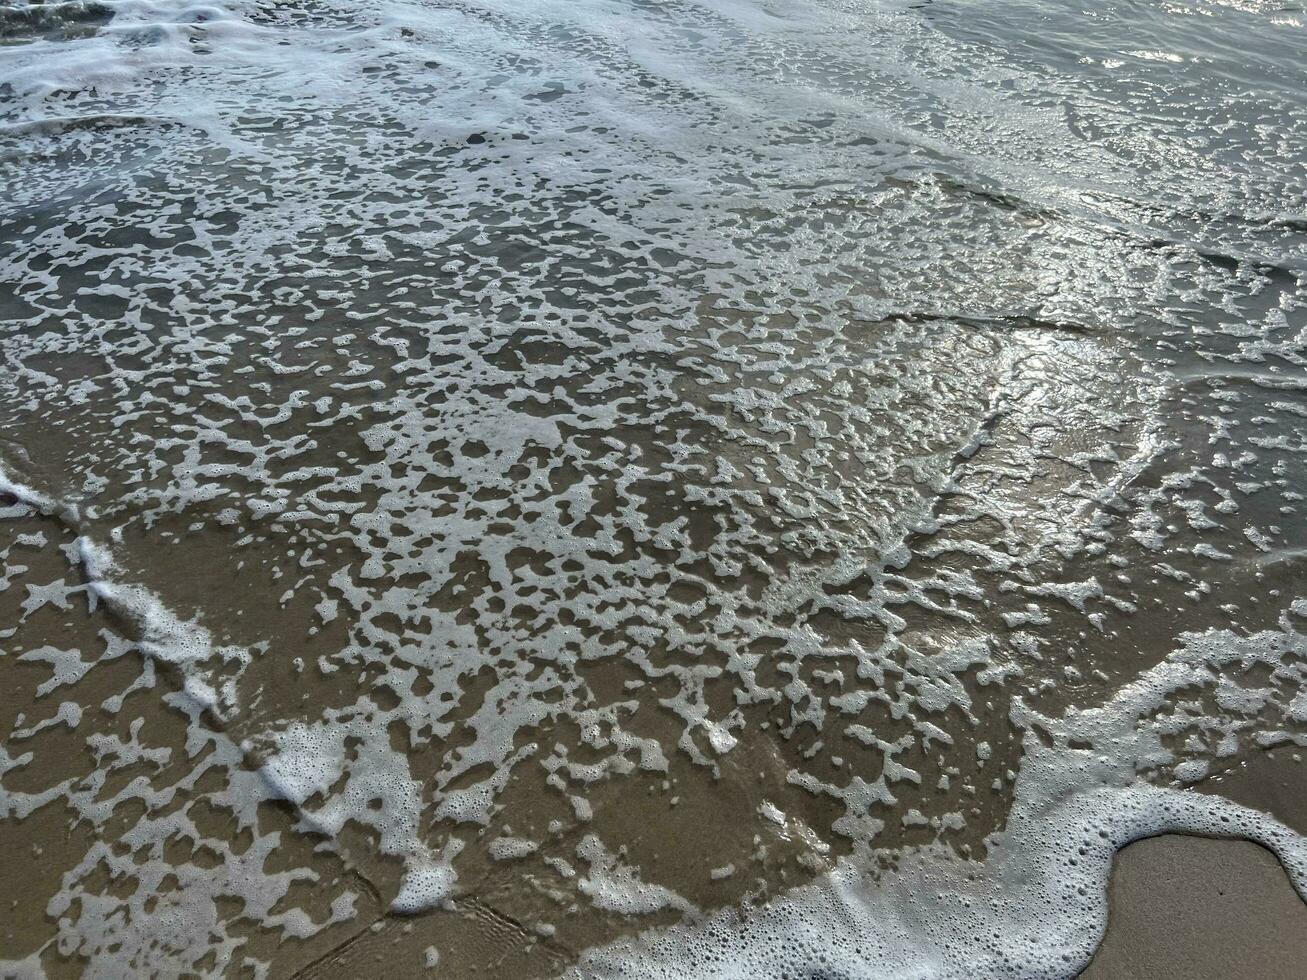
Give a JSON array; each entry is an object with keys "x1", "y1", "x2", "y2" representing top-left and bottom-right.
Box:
[{"x1": 1, "y1": 0, "x2": 1306, "y2": 976}]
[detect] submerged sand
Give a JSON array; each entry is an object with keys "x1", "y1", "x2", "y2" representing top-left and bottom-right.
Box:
[{"x1": 2, "y1": 0, "x2": 1307, "y2": 977}]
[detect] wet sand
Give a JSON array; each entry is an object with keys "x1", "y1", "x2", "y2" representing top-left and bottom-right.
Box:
[
  {"x1": 1084, "y1": 749, "x2": 1307, "y2": 980},
  {"x1": 3, "y1": 0, "x2": 1307, "y2": 976},
  {"x1": 1083, "y1": 833, "x2": 1307, "y2": 980}
]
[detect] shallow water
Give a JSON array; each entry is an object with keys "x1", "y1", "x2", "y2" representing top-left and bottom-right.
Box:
[{"x1": 1, "y1": 0, "x2": 1305, "y2": 976}]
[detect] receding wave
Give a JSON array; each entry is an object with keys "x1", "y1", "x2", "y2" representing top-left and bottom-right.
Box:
[{"x1": 1, "y1": 0, "x2": 1305, "y2": 976}]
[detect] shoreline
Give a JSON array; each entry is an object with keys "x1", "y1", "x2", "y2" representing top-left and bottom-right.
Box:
[{"x1": 1083, "y1": 831, "x2": 1307, "y2": 980}]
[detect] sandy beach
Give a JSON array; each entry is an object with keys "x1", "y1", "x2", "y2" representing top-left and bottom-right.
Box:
[{"x1": 3, "y1": 0, "x2": 1306, "y2": 977}]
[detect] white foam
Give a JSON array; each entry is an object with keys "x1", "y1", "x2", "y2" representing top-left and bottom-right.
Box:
[
  {"x1": 2, "y1": 0, "x2": 1305, "y2": 972},
  {"x1": 576, "y1": 835, "x2": 698, "y2": 918},
  {"x1": 571, "y1": 622, "x2": 1307, "y2": 978},
  {"x1": 392, "y1": 841, "x2": 463, "y2": 915}
]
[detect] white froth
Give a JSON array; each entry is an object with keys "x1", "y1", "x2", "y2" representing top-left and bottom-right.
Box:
[
  {"x1": 2, "y1": 0, "x2": 1305, "y2": 973},
  {"x1": 572, "y1": 622, "x2": 1307, "y2": 978},
  {"x1": 392, "y1": 842, "x2": 464, "y2": 915},
  {"x1": 576, "y1": 835, "x2": 698, "y2": 918}
]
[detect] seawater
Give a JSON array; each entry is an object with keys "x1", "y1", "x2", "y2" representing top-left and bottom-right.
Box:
[{"x1": 1, "y1": 0, "x2": 1305, "y2": 976}]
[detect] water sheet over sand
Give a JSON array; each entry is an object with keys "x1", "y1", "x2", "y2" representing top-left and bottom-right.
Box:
[{"x1": 1, "y1": 0, "x2": 1306, "y2": 976}]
